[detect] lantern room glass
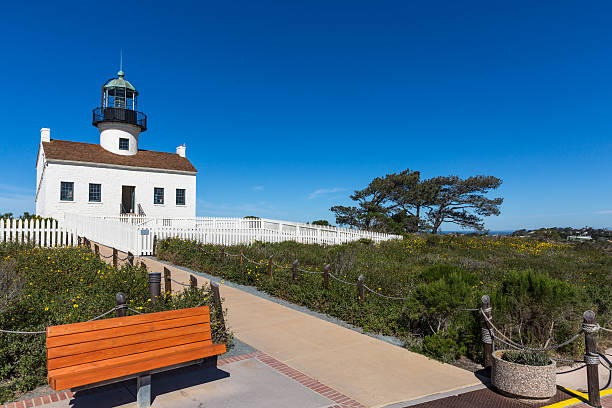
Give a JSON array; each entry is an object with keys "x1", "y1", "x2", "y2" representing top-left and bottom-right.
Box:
[{"x1": 104, "y1": 87, "x2": 137, "y2": 110}]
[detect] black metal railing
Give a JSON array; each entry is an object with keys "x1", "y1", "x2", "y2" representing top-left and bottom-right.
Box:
[{"x1": 92, "y1": 107, "x2": 147, "y2": 130}]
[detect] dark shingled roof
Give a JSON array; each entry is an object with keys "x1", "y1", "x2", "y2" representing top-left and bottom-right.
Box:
[{"x1": 42, "y1": 140, "x2": 197, "y2": 173}]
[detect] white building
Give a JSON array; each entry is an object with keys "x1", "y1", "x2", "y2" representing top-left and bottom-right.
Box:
[{"x1": 35, "y1": 70, "x2": 197, "y2": 221}]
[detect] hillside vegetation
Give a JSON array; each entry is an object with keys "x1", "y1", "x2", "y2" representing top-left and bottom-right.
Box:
[{"x1": 159, "y1": 234, "x2": 612, "y2": 363}]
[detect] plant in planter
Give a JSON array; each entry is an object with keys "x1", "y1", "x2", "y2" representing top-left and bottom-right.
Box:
[{"x1": 492, "y1": 350, "x2": 556, "y2": 399}]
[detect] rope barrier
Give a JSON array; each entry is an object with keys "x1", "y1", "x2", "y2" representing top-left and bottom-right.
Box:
[
  {"x1": 86, "y1": 305, "x2": 123, "y2": 322},
  {"x1": 481, "y1": 310, "x2": 583, "y2": 351},
  {"x1": 0, "y1": 328, "x2": 46, "y2": 334},
  {"x1": 170, "y1": 278, "x2": 191, "y2": 287},
  {"x1": 297, "y1": 267, "x2": 324, "y2": 275},
  {"x1": 363, "y1": 284, "x2": 408, "y2": 300},
  {"x1": 328, "y1": 272, "x2": 358, "y2": 286},
  {"x1": 128, "y1": 307, "x2": 144, "y2": 315}
]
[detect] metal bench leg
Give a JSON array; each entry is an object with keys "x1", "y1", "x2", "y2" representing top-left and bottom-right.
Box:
[{"x1": 137, "y1": 375, "x2": 151, "y2": 408}]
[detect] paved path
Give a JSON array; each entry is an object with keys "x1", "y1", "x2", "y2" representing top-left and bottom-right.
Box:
[
  {"x1": 3, "y1": 351, "x2": 363, "y2": 408},
  {"x1": 122, "y1": 251, "x2": 482, "y2": 408}
]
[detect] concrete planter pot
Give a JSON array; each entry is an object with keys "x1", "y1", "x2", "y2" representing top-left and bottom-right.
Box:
[{"x1": 492, "y1": 350, "x2": 557, "y2": 399}]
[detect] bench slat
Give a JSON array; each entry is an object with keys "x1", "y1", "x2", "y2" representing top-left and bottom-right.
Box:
[
  {"x1": 47, "y1": 314, "x2": 209, "y2": 348},
  {"x1": 48, "y1": 328, "x2": 212, "y2": 370},
  {"x1": 49, "y1": 342, "x2": 226, "y2": 390},
  {"x1": 48, "y1": 322, "x2": 211, "y2": 360},
  {"x1": 46, "y1": 306, "x2": 209, "y2": 337}
]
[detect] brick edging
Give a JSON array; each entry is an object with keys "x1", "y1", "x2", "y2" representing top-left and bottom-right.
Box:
[
  {"x1": 254, "y1": 352, "x2": 365, "y2": 408},
  {"x1": 1, "y1": 351, "x2": 364, "y2": 408}
]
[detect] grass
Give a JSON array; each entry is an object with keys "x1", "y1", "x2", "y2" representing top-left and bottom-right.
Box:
[{"x1": 158, "y1": 234, "x2": 612, "y2": 364}]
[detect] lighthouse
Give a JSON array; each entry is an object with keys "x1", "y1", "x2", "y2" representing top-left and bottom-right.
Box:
[{"x1": 35, "y1": 69, "x2": 197, "y2": 220}]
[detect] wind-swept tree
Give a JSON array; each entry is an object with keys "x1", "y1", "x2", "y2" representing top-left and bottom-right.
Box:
[
  {"x1": 331, "y1": 170, "x2": 503, "y2": 234},
  {"x1": 425, "y1": 175, "x2": 503, "y2": 233}
]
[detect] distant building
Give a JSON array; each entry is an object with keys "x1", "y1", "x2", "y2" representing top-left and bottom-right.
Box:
[
  {"x1": 567, "y1": 235, "x2": 592, "y2": 241},
  {"x1": 35, "y1": 70, "x2": 197, "y2": 220}
]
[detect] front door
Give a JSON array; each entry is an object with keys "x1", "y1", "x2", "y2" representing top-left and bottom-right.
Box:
[{"x1": 121, "y1": 186, "x2": 135, "y2": 214}]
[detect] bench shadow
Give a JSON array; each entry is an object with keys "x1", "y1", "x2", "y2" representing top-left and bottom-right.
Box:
[{"x1": 68, "y1": 364, "x2": 230, "y2": 407}]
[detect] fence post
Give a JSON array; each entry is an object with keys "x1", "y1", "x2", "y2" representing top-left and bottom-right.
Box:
[
  {"x1": 94, "y1": 244, "x2": 100, "y2": 259},
  {"x1": 112, "y1": 248, "x2": 118, "y2": 268},
  {"x1": 127, "y1": 252, "x2": 134, "y2": 266},
  {"x1": 239, "y1": 251, "x2": 243, "y2": 266},
  {"x1": 268, "y1": 255, "x2": 273, "y2": 279},
  {"x1": 481, "y1": 295, "x2": 493, "y2": 370},
  {"x1": 148, "y1": 272, "x2": 161, "y2": 302},
  {"x1": 210, "y1": 280, "x2": 226, "y2": 332},
  {"x1": 190, "y1": 275, "x2": 198, "y2": 289},
  {"x1": 116, "y1": 292, "x2": 126, "y2": 317},
  {"x1": 357, "y1": 274, "x2": 365, "y2": 301},
  {"x1": 323, "y1": 264, "x2": 330, "y2": 290},
  {"x1": 292, "y1": 259, "x2": 298, "y2": 281},
  {"x1": 220, "y1": 247, "x2": 226, "y2": 263},
  {"x1": 583, "y1": 310, "x2": 601, "y2": 408},
  {"x1": 152, "y1": 235, "x2": 158, "y2": 257},
  {"x1": 164, "y1": 267, "x2": 172, "y2": 293}
]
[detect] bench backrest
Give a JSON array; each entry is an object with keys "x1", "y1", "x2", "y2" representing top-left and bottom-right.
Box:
[{"x1": 46, "y1": 306, "x2": 212, "y2": 371}]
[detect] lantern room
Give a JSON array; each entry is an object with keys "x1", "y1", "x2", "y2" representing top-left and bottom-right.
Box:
[{"x1": 93, "y1": 70, "x2": 147, "y2": 155}]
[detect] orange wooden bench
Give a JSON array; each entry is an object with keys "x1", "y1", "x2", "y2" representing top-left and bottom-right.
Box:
[{"x1": 46, "y1": 306, "x2": 226, "y2": 408}]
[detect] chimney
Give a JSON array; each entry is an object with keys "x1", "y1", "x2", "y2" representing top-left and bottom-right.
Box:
[
  {"x1": 176, "y1": 144, "x2": 186, "y2": 158},
  {"x1": 40, "y1": 128, "x2": 50, "y2": 143}
]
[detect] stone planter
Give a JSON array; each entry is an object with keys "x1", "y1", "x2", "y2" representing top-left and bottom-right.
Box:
[{"x1": 492, "y1": 350, "x2": 556, "y2": 399}]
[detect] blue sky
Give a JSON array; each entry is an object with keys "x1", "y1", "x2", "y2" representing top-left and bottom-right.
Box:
[{"x1": 0, "y1": 0, "x2": 610, "y2": 230}]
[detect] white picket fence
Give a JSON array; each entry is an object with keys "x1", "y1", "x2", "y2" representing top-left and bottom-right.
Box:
[
  {"x1": 0, "y1": 218, "x2": 77, "y2": 247},
  {"x1": 64, "y1": 214, "x2": 401, "y2": 256}
]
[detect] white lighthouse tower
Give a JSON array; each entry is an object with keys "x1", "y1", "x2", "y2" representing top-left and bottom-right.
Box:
[{"x1": 92, "y1": 70, "x2": 147, "y2": 155}]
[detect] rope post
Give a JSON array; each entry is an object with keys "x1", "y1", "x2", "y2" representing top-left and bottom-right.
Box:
[
  {"x1": 268, "y1": 255, "x2": 273, "y2": 279},
  {"x1": 481, "y1": 295, "x2": 493, "y2": 371},
  {"x1": 148, "y1": 272, "x2": 161, "y2": 303},
  {"x1": 94, "y1": 244, "x2": 100, "y2": 259},
  {"x1": 210, "y1": 280, "x2": 226, "y2": 332},
  {"x1": 583, "y1": 310, "x2": 601, "y2": 408},
  {"x1": 164, "y1": 267, "x2": 172, "y2": 294},
  {"x1": 220, "y1": 247, "x2": 226, "y2": 263},
  {"x1": 292, "y1": 259, "x2": 298, "y2": 281},
  {"x1": 152, "y1": 235, "x2": 158, "y2": 257},
  {"x1": 239, "y1": 251, "x2": 243, "y2": 266},
  {"x1": 190, "y1": 275, "x2": 198, "y2": 289},
  {"x1": 116, "y1": 292, "x2": 126, "y2": 317},
  {"x1": 323, "y1": 264, "x2": 330, "y2": 290},
  {"x1": 127, "y1": 252, "x2": 134, "y2": 266},
  {"x1": 357, "y1": 274, "x2": 365, "y2": 302},
  {"x1": 112, "y1": 248, "x2": 118, "y2": 268}
]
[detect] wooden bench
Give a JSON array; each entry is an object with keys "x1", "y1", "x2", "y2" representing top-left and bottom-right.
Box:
[{"x1": 46, "y1": 306, "x2": 226, "y2": 408}]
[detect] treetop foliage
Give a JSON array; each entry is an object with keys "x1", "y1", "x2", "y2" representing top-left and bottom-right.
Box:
[{"x1": 331, "y1": 169, "x2": 503, "y2": 234}]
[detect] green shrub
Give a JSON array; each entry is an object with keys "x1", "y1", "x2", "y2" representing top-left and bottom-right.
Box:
[
  {"x1": 502, "y1": 350, "x2": 551, "y2": 366},
  {"x1": 156, "y1": 235, "x2": 612, "y2": 365},
  {"x1": 0, "y1": 243, "x2": 232, "y2": 403}
]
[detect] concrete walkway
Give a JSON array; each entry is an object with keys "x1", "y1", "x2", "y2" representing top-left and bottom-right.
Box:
[{"x1": 115, "y1": 250, "x2": 482, "y2": 408}]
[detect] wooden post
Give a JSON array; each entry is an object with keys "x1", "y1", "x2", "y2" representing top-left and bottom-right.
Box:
[
  {"x1": 583, "y1": 310, "x2": 601, "y2": 408},
  {"x1": 210, "y1": 280, "x2": 226, "y2": 332},
  {"x1": 164, "y1": 267, "x2": 172, "y2": 293},
  {"x1": 357, "y1": 274, "x2": 365, "y2": 301},
  {"x1": 481, "y1": 295, "x2": 493, "y2": 370},
  {"x1": 268, "y1": 255, "x2": 273, "y2": 279},
  {"x1": 127, "y1": 252, "x2": 134, "y2": 266},
  {"x1": 112, "y1": 248, "x2": 118, "y2": 268},
  {"x1": 148, "y1": 272, "x2": 161, "y2": 302},
  {"x1": 190, "y1": 275, "x2": 198, "y2": 289},
  {"x1": 152, "y1": 235, "x2": 158, "y2": 257},
  {"x1": 94, "y1": 244, "x2": 100, "y2": 259},
  {"x1": 323, "y1": 264, "x2": 330, "y2": 290},
  {"x1": 141, "y1": 261, "x2": 148, "y2": 271},
  {"x1": 239, "y1": 251, "x2": 243, "y2": 266},
  {"x1": 116, "y1": 292, "x2": 126, "y2": 317},
  {"x1": 220, "y1": 247, "x2": 226, "y2": 263},
  {"x1": 292, "y1": 259, "x2": 298, "y2": 281}
]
